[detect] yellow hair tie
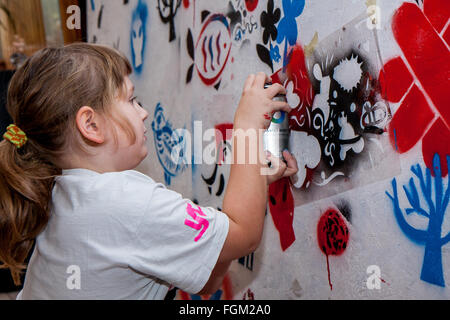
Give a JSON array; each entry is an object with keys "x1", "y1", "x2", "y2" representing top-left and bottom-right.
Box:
[{"x1": 3, "y1": 124, "x2": 28, "y2": 149}]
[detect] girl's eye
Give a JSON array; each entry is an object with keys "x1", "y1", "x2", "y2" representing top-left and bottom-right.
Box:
[{"x1": 130, "y1": 96, "x2": 143, "y2": 107}]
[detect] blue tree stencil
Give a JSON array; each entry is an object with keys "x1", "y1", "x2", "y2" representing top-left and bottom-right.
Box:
[{"x1": 386, "y1": 153, "x2": 450, "y2": 287}]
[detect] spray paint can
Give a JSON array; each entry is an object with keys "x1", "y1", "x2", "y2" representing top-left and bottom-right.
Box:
[{"x1": 263, "y1": 83, "x2": 290, "y2": 161}]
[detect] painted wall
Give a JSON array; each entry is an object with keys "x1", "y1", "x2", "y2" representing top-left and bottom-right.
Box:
[{"x1": 87, "y1": 0, "x2": 450, "y2": 299}]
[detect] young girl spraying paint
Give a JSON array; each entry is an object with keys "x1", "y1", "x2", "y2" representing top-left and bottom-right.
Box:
[{"x1": 0, "y1": 43, "x2": 297, "y2": 299}]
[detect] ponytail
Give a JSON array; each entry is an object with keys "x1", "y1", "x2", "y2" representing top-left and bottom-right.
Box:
[
  {"x1": 0, "y1": 139, "x2": 59, "y2": 285},
  {"x1": 0, "y1": 42, "x2": 132, "y2": 285}
]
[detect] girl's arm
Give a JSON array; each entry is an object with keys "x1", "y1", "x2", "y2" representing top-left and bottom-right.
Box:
[{"x1": 198, "y1": 73, "x2": 297, "y2": 294}]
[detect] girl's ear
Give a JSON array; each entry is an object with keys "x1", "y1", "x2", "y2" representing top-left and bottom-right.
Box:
[{"x1": 76, "y1": 106, "x2": 105, "y2": 144}]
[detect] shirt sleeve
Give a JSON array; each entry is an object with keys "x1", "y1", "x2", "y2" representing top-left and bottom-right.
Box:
[{"x1": 128, "y1": 181, "x2": 230, "y2": 294}]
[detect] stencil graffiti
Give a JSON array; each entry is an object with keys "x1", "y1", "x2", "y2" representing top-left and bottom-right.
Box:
[
  {"x1": 272, "y1": 41, "x2": 390, "y2": 194},
  {"x1": 310, "y1": 53, "x2": 368, "y2": 169},
  {"x1": 257, "y1": 0, "x2": 305, "y2": 72},
  {"x1": 256, "y1": 0, "x2": 281, "y2": 72},
  {"x1": 226, "y1": 0, "x2": 259, "y2": 44},
  {"x1": 381, "y1": 1, "x2": 450, "y2": 176},
  {"x1": 317, "y1": 208, "x2": 350, "y2": 290},
  {"x1": 131, "y1": 0, "x2": 148, "y2": 74},
  {"x1": 268, "y1": 177, "x2": 295, "y2": 251},
  {"x1": 157, "y1": 0, "x2": 182, "y2": 42},
  {"x1": 386, "y1": 153, "x2": 450, "y2": 287},
  {"x1": 151, "y1": 103, "x2": 188, "y2": 185},
  {"x1": 186, "y1": 13, "x2": 232, "y2": 89},
  {"x1": 276, "y1": 0, "x2": 305, "y2": 69},
  {"x1": 201, "y1": 124, "x2": 233, "y2": 203}
]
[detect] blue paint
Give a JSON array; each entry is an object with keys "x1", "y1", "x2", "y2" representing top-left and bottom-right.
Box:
[
  {"x1": 208, "y1": 36, "x2": 214, "y2": 66},
  {"x1": 90, "y1": 0, "x2": 95, "y2": 11},
  {"x1": 151, "y1": 103, "x2": 188, "y2": 185},
  {"x1": 393, "y1": 128, "x2": 399, "y2": 151},
  {"x1": 276, "y1": 0, "x2": 305, "y2": 68},
  {"x1": 386, "y1": 153, "x2": 450, "y2": 287},
  {"x1": 269, "y1": 42, "x2": 281, "y2": 63},
  {"x1": 130, "y1": 0, "x2": 148, "y2": 74},
  {"x1": 189, "y1": 289, "x2": 223, "y2": 300}
]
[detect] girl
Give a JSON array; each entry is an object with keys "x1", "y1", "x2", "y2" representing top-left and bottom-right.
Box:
[{"x1": 0, "y1": 43, "x2": 297, "y2": 299}]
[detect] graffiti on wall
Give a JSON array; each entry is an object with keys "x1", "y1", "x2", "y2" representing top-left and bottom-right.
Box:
[
  {"x1": 131, "y1": 0, "x2": 148, "y2": 74},
  {"x1": 386, "y1": 153, "x2": 450, "y2": 287},
  {"x1": 381, "y1": 1, "x2": 450, "y2": 176},
  {"x1": 226, "y1": 0, "x2": 259, "y2": 45},
  {"x1": 151, "y1": 103, "x2": 188, "y2": 185},
  {"x1": 257, "y1": 5, "x2": 402, "y2": 252},
  {"x1": 186, "y1": 12, "x2": 232, "y2": 89},
  {"x1": 157, "y1": 0, "x2": 182, "y2": 42},
  {"x1": 256, "y1": 0, "x2": 305, "y2": 73},
  {"x1": 317, "y1": 207, "x2": 350, "y2": 290},
  {"x1": 282, "y1": 12, "x2": 397, "y2": 209},
  {"x1": 383, "y1": 0, "x2": 449, "y2": 288}
]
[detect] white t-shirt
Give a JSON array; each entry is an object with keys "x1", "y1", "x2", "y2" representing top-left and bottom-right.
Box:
[{"x1": 17, "y1": 169, "x2": 229, "y2": 300}]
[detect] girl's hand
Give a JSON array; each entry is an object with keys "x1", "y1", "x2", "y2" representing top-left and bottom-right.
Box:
[
  {"x1": 265, "y1": 150, "x2": 299, "y2": 185},
  {"x1": 234, "y1": 72, "x2": 291, "y2": 130}
]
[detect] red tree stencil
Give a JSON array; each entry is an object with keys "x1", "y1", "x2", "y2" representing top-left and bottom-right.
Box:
[
  {"x1": 380, "y1": 1, "x2": 450, "y2": 176},
  {"x1": 317, "y1": 208, "x2": 349, "y2": 290}
]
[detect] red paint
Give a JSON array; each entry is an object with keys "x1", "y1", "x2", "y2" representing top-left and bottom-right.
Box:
[
  {"x1": 215, "y1": 123, "x2": 233, "y2": 165},
  {"x1": 382, "y1": 2, "x2": 450, "y2": 176},
  {"x1": 242, "y1": 288, "x2": 255, "y2": 300},
  {"x1": 317, "y1": 209, "x2": 349, "y2": 290},
  {"x1": 422, "y1": 118, "x2": 450, "y2": 177},
  {"x1": 379, "y1": 277, "x2": 390, "y2": 286},
  {"x1": 272, "y1": 44, "x2": 314, "y2": 114},
  {"x1": 444, "y1": 26, "x2": 450, "y2": 45},
  {"x1": 387, "y1": 84, "x2": 435, "y2": 153},
  {"x1": 183, "y1": 0, "x2": 189, "y2": 9},
  {"x1": 195, "y1": 14, "x2": 232, "y2": 86},
  {"x1": 268, "y1": 178, "x2": 295, "y2": 251},
  {"x1": 392, "y1": 3, "x2": 450, "y2": 129},
  {"x1": 423, "y1": 0, "x2": 450, "y2": 32},
  {"x1": 379, "y1": 57, "x2": 413, "y2": 103},
  {"x1": 245, "y1": 0, "x2": 259, "y2": 12},
  {"x1": 271, "y1": 44, "x2": 316, "y2": 188},
  {"x1": 325, "y1": 255, "x2": 332, "y2": 291}
]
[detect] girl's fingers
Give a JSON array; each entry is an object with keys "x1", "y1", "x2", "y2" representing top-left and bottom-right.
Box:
[
  {"x1": 265, "y1": 83, "x2": 287, "y2": 99},
  {"x1": 281, "y1": 150, "x2": 299, "y2": 178},
  {"x1": 266, "y1": 153, "x2": 287, "y2": 177},
  {"x1": 243, "y1": 74, "x2": 256, "y2": 92},
  {"x1": 254, "y1": 72, "x2": 270, "y2": 88},
  {"x1": 270, "y1": 100, "x2": 292, "y2": 113}
]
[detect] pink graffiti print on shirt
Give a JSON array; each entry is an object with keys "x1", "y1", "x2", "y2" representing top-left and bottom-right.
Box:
[{"x1": 184, "y1": 203, "x2": 210, "y2": 242}]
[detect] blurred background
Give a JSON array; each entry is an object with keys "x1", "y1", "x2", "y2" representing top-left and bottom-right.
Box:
[
  {"x1": 0, "y1": 0, "x2": 86, "y2": 70},
  {"x1": 0, "y1": 0, "x2": 86, "y2": 296}
]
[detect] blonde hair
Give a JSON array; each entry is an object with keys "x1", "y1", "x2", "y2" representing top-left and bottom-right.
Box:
[{"x1": 0, "y1": 43, "x2": 133, "y2": 285}]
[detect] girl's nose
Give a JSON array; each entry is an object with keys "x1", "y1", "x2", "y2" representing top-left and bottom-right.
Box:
[{"x1": 141, "y1": 107, "x2": 149, "y2": 121}]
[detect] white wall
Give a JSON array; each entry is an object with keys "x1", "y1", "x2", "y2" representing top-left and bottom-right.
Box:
[{"x1": 88, "y1": 0, "x2": 450, "y2": 299}]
